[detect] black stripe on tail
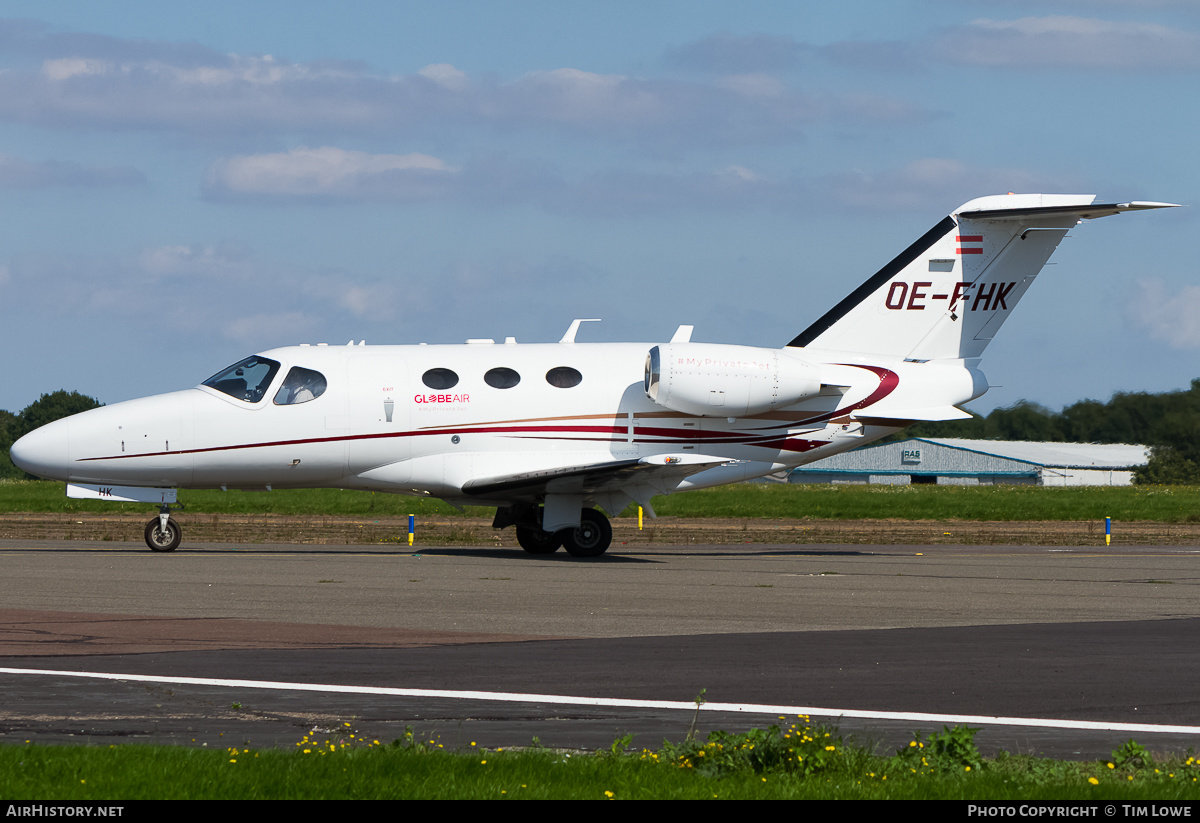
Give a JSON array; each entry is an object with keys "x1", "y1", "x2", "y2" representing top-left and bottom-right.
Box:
[{"x1": 787, "y1": 216, "x2": 956, "y2": 349}]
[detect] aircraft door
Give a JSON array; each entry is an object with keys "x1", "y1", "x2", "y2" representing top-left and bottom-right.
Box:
[{"x1": 347, "y1": 354, "x2": 411, "y2": 480}]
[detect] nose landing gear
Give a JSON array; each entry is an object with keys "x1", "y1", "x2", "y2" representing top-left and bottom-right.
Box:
[{"x1": 144, "y1": 502, "x2": 185, "y2": 552}]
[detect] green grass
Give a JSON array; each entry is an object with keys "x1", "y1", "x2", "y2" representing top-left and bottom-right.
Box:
[
  {"x1": 4, "y1": 479, "x2": 1200, "y2": 522},
  {"x1": 3, "y1": 724, "x2": 1199, "y2": 800},
  {"x1": 0, "y1": 480, "x2": 491, "y2": 517},
  {"x1": 650, "y1": 482, "x2": 1200, "y2": 523}
]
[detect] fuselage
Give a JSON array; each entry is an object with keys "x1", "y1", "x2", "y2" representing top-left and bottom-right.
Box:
[{"x1": 10, "y1": 340, "x2": 986, "y2": 508}]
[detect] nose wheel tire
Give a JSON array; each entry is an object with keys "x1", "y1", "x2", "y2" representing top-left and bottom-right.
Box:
[
  {"x1": 516, "y1": 526, "x2": 562, "y2": 554},
  {"x1": 145, "y1": 517, "x2": 182, "y2": 552},
  {"x1": 559, "y1": 508, "x2": 612, "y2": 558}
]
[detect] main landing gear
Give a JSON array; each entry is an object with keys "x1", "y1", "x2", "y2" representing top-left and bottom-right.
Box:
[
  {"x1": 144, "y1": 502, "x2": 184, "y2": 552},
  {"x1": 503, "y1": 506, "x2": 614, "y2": 558}
]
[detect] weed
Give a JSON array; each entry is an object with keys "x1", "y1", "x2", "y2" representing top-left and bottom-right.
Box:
[
  {"x1": 686, "y1": 689, "x2": 706, "y2": 742},
  {"x1": 661, "y1": 717, "x2": 852, "y2": 778},
  {"x1": 1111, "y1": 739, "x2": 1153, "y2": 770},
  {"x1": 894, "y1": 725, "x2": 984, "y2": 774}
]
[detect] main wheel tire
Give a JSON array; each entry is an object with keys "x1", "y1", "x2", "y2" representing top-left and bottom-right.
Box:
[
  {"x1": 145, "y1": 517, "x2": 182, "y2": 552},
  {"x1": 516, "y1": 525, "x2": 561, "y2": 554},
  {"x1": 560, "y1": 508, "x2": 612, "y2": 558}
]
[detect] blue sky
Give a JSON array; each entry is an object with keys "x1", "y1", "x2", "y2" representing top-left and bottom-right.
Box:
[{"x1": 1, "y1": 0, "x2": 1197, "y2": 416}]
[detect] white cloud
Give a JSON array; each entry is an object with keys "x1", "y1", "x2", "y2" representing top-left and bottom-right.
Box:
[
  {"x1": 511, "y1": 68, "x2": 662, "y2": 125},
  {"x1": 298, "y1": 275, "x2": 401, "y2": 322},
  {"x1": 137, "y1": 242, "x2": 254, "y2": 278},
  {"x1": 1, "y1": 241, "x2": 410, "y2": 350},
  {"x1": 1128, "y1": 279, "x2": 1200, "y2": 348},
  {"x1": 722, "y1": 165, "x2": 765, "y2": 182},
  {"x1": 41, "y1": 57, "x2": 110, "y2": 80},
  {"x1": 206, "y1": 147, "x2": 458, "y2": 199},
  {"x1": 0, "y1": 23, "x2": 930, "y2": 147},
  {"x1": 202, "y1": 149, "x2": 1074, "y2": 217},
  {"x1": 338, "y1": 286, "x2": 373, "y2": 317},
  {"x1": 418, "y1": 63, "x2": 469, "y2": 90},
  {"x1": 817, "y1": 158, "x2": 1078, "y2": 213},
  {"x1": 933, "y1": 16, "x2": 1200, "y2": 69}
]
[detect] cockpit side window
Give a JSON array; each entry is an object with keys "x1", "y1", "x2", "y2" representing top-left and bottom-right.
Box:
[
  {"x1": 273, "y1": 366, "x2": 328, "y2": 405},
  {"x1": 202, "y1": 356, "x2": 282, "y2": 403}
]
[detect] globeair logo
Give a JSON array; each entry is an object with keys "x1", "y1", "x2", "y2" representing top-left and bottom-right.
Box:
[{"x1": 414, "y1": 394, "x2": 470, "y2": 404}]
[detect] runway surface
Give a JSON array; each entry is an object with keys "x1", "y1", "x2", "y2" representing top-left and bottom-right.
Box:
[{"x1": 2, "y1": 538, "x2": 1200, "y2": 759}]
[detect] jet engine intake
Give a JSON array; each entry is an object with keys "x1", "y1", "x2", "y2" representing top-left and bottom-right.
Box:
[{"x1": 644, "y1": 343, "x2": 823, "y2": 417}]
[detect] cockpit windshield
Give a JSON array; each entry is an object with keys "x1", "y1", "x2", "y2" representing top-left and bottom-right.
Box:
[
  {"x1": 273, "y1": 366, "x2": 327, "y2": 405},
  {"x1": 202, "y1": 356, "x2": 282, "y2": 403}
]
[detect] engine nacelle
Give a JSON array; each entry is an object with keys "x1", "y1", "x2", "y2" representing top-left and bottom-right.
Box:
[{"x1": 644, "y1": 343, "x2": 824, "y2": 417}]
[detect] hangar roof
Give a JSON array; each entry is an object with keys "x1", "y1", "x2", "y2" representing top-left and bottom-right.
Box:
[{"x1": 911, "y1": 439, "x2": 1150, "y2": 469}]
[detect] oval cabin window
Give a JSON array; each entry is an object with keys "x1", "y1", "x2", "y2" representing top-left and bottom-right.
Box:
[
  {"x1": 545, "y1": 366, "x2": 582, "y2": 388},
  {"x1": 422, "y1": 368, "x2": 459, "y2": 390},
  {"x1": 484, "y1": 367, "x2": 521, "y2": 389}
]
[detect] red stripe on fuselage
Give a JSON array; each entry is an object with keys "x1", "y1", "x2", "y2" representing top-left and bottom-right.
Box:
[{"x1": 77, "y1": 366, "x2": 899, "y2": 461}]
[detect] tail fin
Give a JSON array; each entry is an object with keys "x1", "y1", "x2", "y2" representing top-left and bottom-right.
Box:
[{"x1": 788, "y1": 194, "x2": 1177, "y2": 360}]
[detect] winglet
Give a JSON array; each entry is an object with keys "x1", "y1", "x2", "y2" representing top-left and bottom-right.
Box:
[
  {"x1": 560, "y1": 318, "x2": 601, "y2": 343},
  {"x1": 670, "y1": 324, "x2": 694, "y2": 343}
]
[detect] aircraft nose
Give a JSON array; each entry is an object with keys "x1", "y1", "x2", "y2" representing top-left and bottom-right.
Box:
[{"x1": 10, "y1": 418, "x2": 70, "y2": 481}]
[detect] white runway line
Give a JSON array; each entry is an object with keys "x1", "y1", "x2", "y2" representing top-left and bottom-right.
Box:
[{"x1": 4, "y1": 666, "x2": 1200, "y2": 736}]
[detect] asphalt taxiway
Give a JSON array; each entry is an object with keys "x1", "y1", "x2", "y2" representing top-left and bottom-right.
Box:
[{"x1": 2, "y1": 539, "x2": 1199, "y2": 758}]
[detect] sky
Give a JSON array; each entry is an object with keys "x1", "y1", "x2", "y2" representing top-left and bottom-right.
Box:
[{"x1": 1, "y1": 0, "x2": 1197, "y2": 416}]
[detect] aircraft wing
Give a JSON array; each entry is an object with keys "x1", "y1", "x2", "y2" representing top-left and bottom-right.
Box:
[{"x1": 461, "y1": 453, "x2": 731, "y2": 501}]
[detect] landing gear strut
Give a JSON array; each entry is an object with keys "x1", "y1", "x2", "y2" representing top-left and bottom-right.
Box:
[{"x1": 144, "y1": 502, "x2": 184, "y2": 552}]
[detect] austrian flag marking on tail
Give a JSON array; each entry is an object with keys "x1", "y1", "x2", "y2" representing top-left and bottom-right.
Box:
[{"x1": 956, "y1": 235, "x2": 983, "y2": 254}]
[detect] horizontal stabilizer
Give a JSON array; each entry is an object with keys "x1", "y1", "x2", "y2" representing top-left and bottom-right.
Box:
[{"x1": 957, "y1": 199, "x2": 1180, "y2": 221}]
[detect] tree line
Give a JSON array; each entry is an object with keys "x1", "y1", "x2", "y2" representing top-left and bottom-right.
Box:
[
  {"x1": 3, "y1": 381, "x2": 1200, "y2": 483},
  {"x1": 894, "y1": 379, "x2": 1200, "y2": 483}
]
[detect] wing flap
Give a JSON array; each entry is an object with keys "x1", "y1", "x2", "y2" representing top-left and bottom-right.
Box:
[{"x1": 461, "y1": 454, "x2": 731, "y2": 500}]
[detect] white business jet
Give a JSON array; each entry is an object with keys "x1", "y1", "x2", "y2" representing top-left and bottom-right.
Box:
[{"x1": 10, "y1": 194, "x2": 1177, "y2": 556}]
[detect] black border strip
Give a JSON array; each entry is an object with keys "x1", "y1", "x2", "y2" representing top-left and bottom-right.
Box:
[
  {"x1": 960, "y1": 202, "x2": 1120, "y2": 219},
  {"x1": 787, "y1": 215, "x2": 956, "y2": 348}
]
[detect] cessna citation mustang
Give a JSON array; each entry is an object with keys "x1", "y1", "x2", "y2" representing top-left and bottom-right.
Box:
[{"x1": 11, "y1": 194, "x2": 1178, "y2": 557}]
